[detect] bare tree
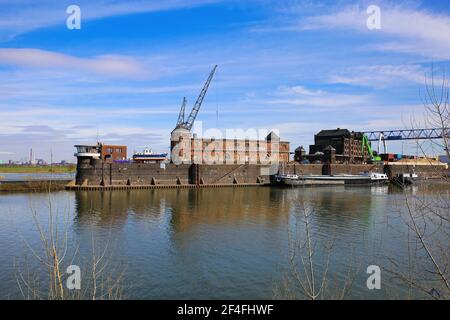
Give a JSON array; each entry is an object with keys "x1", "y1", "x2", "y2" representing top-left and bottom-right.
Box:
[
  {"x1": 422, "y1": 65, "x2": 450, "y2": 160},
  {"x1": 15, "y1": 192, "x2": 126, "y2": 300},
  {"x1": 385, "y1": 65, "x2": 449, "y2": 299},
  {"x1": 274, "y1": 197, "x2": 358, "y2": 300}
]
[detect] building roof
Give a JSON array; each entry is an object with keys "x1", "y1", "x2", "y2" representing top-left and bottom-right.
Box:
[
  {"x1": 315, "y1": 128, "x2": 351, "y2": 137},
  {"x1": 266, "y1": 131, "x2": 280, "y2": 141},
  {"x1": 323, "y1": 145, "x2": 336, "y2": 151}
]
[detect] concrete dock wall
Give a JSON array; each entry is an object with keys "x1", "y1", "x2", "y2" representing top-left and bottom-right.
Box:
[
  {"x1": 330, "y1": 164, "x2": 384, "y2": 175},
  {"x1": 192, "y1": 164, "x2": 269, "y2": 185},
  {"x1": 76, "y1": 161, "x2": 271, "y2": 186},
  {"x1": 75, "y1": 160, "x2": 448, "y2": 188},
  {"x1": 76, "y1": 162, "x2": 191, "y2": 186},
  {"x1": 281, "y1": 163, "x2": 323, "y2": 175},
  {"x1": 387, "y1": 163, "x2": 448, "y2": 179},
  {"x1": 279, "y1": 163, "x2": 384, "y2": 175}
]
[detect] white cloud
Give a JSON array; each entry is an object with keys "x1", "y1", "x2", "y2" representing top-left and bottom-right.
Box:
[
  {"x1": 278, "y1": 85, "x2": 325, "y2": 96},
  {"x1": 0, "y1": 0, "x2": 223, "y2": 38},
  {"x1": 328, "y1": 64, "x2": 426, "y2": 88},
  {"x1": 299, "y1": 4, "x2": 450, "y2": 59},
  {"x1": 0, "y1": 48, "x2": 147, "y2": 78},
  {"x1": 264, "y1": 85, "x2": 370, "y2": 109}
]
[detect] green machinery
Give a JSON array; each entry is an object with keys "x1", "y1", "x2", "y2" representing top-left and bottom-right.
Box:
[{"x1": 362, "y1": 134, "x2": 382, "y2": 162}]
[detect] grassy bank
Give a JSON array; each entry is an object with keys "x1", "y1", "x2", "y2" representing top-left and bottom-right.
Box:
[
  {"x1": 0, "y1": 180, "x2": 70, "y2": 192},
  {"x1": 0, "y1": 165, "x2": 76, "y2": 174}
]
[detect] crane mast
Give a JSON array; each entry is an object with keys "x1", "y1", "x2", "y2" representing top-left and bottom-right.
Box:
[
  {"x1": 183, "y1": 65, "x2": 218, "y2": 131},
  {"x1": 176, "y1": 97, "x2": 187, "y2": 126}
]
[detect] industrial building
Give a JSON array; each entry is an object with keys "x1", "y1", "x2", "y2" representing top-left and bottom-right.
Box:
[
  {"x1": 75, "y1": 143, "x2": 127, "y2": 163},
  {"x1": 169, "y1": 65, "x2": 290, "y2": 164},
  {"x1": 295, "y1": 128, "x2": 371, "y2": 164},
  {"x1": 171, "y1": 130, "x2": 290, "y2": 164},
  {"x1": 69, "y1": 61, "x2": 448, "y2": 189},
  {"x1": 101, "y1": 144, "x2": 127, "y2": 162}
]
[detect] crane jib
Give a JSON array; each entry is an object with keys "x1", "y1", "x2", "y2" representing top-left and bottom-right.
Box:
[{"x1": 178, "y1": 65, "x2": 218, "y2": 131}]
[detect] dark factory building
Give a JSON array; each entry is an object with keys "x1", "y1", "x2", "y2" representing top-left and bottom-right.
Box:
[{"x1": 300, "y1": 128, "x2": 371, "y2": 164}]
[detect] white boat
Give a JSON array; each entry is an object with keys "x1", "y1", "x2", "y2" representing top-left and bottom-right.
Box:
[
  {"x1": 132, "y1": 148, "x2": 168, "y2": 163},
  {"x1": 369, "y1": 172, "x2": 389, "y2": 182}
]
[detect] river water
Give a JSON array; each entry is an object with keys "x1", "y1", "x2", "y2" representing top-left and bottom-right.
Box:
[
  {"x1": 0, "y1": 172, "x2": 75, "y2": 181},
  {"x1": 0, "y1": 184, "x2": 448, "y2": 299}
]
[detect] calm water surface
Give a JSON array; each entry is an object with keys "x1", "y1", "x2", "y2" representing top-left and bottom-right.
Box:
[
  {"x1": 0, "y1": 185, "x2": 446, "y2": 299},
  {"x1": 0, "y1": 172, "x2": 75, "y2": 181}
]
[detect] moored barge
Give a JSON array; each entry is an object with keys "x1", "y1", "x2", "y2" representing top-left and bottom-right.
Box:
[{"x1": 272, "y1": 172, "x2": 389, "y2": 186}]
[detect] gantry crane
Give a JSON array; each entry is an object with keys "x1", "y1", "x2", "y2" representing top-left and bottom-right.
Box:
[{"x1": 175, "y1": 65, "x2": 218, "y2": 131}]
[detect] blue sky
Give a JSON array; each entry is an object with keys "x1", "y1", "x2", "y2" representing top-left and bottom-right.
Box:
[{"x1": 0, "y1": 0, "x2": 449, "y2": 162}]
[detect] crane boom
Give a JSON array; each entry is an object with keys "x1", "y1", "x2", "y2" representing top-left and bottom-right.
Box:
[
  {"x1": 184, "y1": 65, "x2": 218, "y2": 131},
  {"x1": 176, "y1": 97, "x2": 187, "y2": 126},
  {"x1": 362, "y1": 134, "x2": 381, "y2": 161}
]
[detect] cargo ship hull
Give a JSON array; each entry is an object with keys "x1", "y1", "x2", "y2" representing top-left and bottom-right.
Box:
[{"x1": 271, "y1": 174, "x2": 389, "y2": 186}]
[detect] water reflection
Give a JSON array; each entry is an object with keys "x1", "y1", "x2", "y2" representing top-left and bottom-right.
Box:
[
  {"x1": 74, "y1": 187, "x2": 295, "y2": 232},
  {"x1": 1, "y1": 183, "x2": 448, "y2": 299}
]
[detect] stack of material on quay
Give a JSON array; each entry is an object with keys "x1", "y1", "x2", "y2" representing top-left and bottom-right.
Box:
[{"x1": 389, "y1": 158, "x2": 448, "y2": 168}]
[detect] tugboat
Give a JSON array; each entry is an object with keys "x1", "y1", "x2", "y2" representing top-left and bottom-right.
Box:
[
  {"x1": 132, "y1": 148, "x2": 168, "y2": 163},
  {"x1": 392, "y1": 172, "x2": 419, "y2": 188}
]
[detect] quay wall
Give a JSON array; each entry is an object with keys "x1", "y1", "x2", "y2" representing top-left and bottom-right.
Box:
[
  {"x1": 75, "y1": 160, "x2": 448, "y2": 187},
  {"x1": 76, "y1": 161, "x2": 271, "y2": 186},
  {"x1": 387, "y1": 164, "x2": 448, "y2": 179},
  {"x1": 279, "y1": 163, "x2": 384, "y2": 175},
  {"x1": 330, "y1": 164, "x2": 384, "y2": 175},
  {"x1": 76, "y1": 162, "x2": 191, "y2": 186},
  {"x1": 280, "y1": 163, "x2": 447, "y2": 178},
  {"x1": 192, "y1": 164, "x2": 270, "y2": 185}
]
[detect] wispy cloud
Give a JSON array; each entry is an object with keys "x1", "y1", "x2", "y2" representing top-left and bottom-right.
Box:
[
  {"x1": 0, "y1": 0, "x2": 223, "y2": 38},
  {"x1": 263, "y1": 85, "x2": 370, "y2": 110},
  {"x1": 0, "y1": 48, "x2": 147, "y2": 78},
  {"x1": 277, "y1": 85, "x2": 325, "y2": 96},
  {"x1": 328, "y1": 64, "x2": 427, "y2": 88},
  {"x1": 0, "y1": 1, "x2": 436, "y2": 161},
  {"x1": 298, "y1": 4, "x2": 450, "y2": 59}
]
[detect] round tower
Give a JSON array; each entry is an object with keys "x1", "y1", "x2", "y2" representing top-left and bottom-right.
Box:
[{"x1": 170, "y1": 127, "x2": 191, "y2": 164}]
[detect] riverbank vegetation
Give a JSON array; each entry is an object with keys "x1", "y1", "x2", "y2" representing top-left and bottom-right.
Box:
[
  {"x1": 384, "y1": 66, "x2": 449, "y2": 299},
  {"x1": 15, "y1": 193, "x2": 126, "y2": 299},
  {"x1": 0, "y1": 165, "x2": 75, "y2": 174},
  {"x1": 0, "y1": 181, "x2": 69, "y2": 192}
]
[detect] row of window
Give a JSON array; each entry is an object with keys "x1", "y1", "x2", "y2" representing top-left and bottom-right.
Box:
[{"x1": 105, "y1": 147, "x2": 125, "y2": 153}]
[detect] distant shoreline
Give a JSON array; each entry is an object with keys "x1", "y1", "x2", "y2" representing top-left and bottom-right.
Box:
[
  {"x1": 0, "y1": 165, "x2": 76, "y2": 174},
  {"x1": 0, "y1": 180, "x2": 71, "y2": 192}
]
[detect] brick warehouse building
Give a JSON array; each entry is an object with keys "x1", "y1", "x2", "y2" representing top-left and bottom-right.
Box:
[
  {"x1": 307, "y1": 128, "x2": 371, "y2": 164},
  {"x1": 75, "y1": 143, "x2": 127, "y2": 163},
  {"x1": 170, "y1": 130, "x2": 290, "y2": 164},
  {"x1": 101, "y1": 144, "x2": 127, "y2": 162}
]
